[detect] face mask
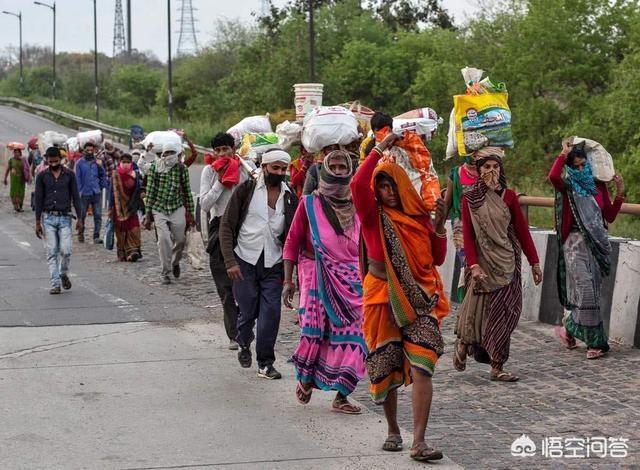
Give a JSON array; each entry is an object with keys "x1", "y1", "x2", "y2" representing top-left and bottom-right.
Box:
[
  {"x1": 120, "y1": 162, "x2": 132, "y2": 171},
  {"x1": 49, "y1": 163, "x2": 61, "y2": 170},
  {"x1": 481, "y1": 168, "x2": 500, "y2": 189},
  {"x1": 84, "y1": 153, "x2": 95, "y2": 160},
  {"x1": 265, "y1": 172, "x2": 285, "y2": 186}
]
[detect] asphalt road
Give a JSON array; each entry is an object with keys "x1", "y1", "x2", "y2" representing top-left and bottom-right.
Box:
[{"x1": 0, "y1": 105, "x2": 205, "y2": 195}]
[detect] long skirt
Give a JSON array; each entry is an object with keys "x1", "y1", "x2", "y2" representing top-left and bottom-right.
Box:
[
  {"x1": 562, "y1": 232, "x2": 609, "y2": 351},
  {"x1": 115, "y1": 225, "x2": 141, "y2": 261},
  {"x1": 292, "y1": 256, "x2": 367, "y2": 397},
  {"x1": 455, "y1": 256, "x2": 522, "y2": 369},
  {"x1": 363, "y1": 273, "x2": 444, "y2": 404}
]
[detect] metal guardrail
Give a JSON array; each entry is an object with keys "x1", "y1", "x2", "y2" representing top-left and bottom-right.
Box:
[{"x1": 2, "y1": 96, "x2": 638, "y2": 216}]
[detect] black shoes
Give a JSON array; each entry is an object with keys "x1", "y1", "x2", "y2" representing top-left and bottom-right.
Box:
[
  {"x1": 172, "y1": 263, "x2": 181, "y2": 278},
  {"x1": 60, "y1": 274, "x2": 72, "y2": 290},
  {"x1": 258, "y1": 365, "x2": 282, "y2": 380},
  {"x1": 238, "y1": 347, "x2": 252, "y2": 368}
]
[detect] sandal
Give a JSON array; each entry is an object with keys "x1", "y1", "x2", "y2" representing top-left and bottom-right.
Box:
[
  {"x1": 491, "y1": 371, "x2": 519, "y2": 382},
  {"x1": 332, "y1": 396, "x2": 361, "y2": 415},
  {"x1": 587, "y1": 349, "x2": 605, "y2": 360},
  {"x1": 453, "y1": 339, "x2": 467, "y2": 372},
  {"x1": 410, "y1": 442, "x2": 443, "y2": 461},
  {"x1": 382, "y1": 434, "x2": 403, "y2": 452},
  {"x1": 554, "y1": 326, "x2": 577, "y2": 350},
  {"x1": 295, "y1": 382, "x2": 312, "y2": 405}
]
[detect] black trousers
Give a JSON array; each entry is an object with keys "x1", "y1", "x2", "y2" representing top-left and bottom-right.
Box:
[{"x1": 209, "y1": 243, "x2": 239, "y2": 342}]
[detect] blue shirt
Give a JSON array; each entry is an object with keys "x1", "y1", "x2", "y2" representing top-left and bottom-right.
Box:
[{"x1": 75, "y1": 155, "x2": 106, "y2": 196}]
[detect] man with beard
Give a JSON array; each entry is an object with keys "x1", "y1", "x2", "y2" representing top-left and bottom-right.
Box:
[{"x1": 219, "y1": 149, "x2": 298, "y2": 380}]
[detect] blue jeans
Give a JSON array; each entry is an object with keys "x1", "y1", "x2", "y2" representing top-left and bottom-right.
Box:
[
  {"x1": 80, "y1": 193, "x2": 102, "y2": 239},
  {"x1": 43, "y1": 214, "x2": 73, "y2": 288},
  {"x1": 233, "y1": 253, "x2": 284, "y2": 368}
]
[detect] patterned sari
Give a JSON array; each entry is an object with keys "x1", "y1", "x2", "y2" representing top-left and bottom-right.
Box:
[
  {"x1": 111, "y1": 166, "x2": 142, "y2": 261},
  {"x1": 555, "y1": 182, "x2": 612, "y2": 351},
  {"x1": 291, "y1": 195, "x2": 367, "y2": 396},
  {"x1": 455, "y1": 182, "x2": 522, "y2": 369},
  {"x1": 364, "y1": 162, "x2": 449, "y2": 404}
]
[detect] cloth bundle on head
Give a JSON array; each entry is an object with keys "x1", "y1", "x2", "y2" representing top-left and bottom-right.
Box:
[
  {"x1": 261, "y1": 149, "x2": 291, "y2": 165},
  {"x1": 314, "y1": 150, "x2": 355, "y2": 235},
  {"x1": 212, "y1": 154, "x2": 241, "y2": 188}
]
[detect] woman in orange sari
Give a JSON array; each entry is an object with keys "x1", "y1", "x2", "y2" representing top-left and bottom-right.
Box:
[{"x1": 351, "y1": 132, "x2": 449, "y2": 462}]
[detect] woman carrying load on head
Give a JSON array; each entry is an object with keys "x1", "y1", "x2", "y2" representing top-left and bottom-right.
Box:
[
  {"x1": 351, "y1": 131, "x2": 450, "y2": 462},
  {"x1": 282, "y1": 149, "x2": 367, "y2": 415},
  {"x1": 4, "y1": 143, "x2": 30, "y2": 212},
  {"x1": 453, "y1": 147, "x2": 542, "y2": 382},
  {"x1": 549, "y1": 140, "x2": 624, "y2": 360},
  {"x1": 444, "y1": 153, "x2": 479, "y2": 302},
  {"x1": 109, "y1": 153, "x2": 142, "y2": 262}
]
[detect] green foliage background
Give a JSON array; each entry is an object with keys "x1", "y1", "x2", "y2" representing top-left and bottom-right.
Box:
[{"x1": 0, "y1": 0, "x2": 638, "y2": 236}]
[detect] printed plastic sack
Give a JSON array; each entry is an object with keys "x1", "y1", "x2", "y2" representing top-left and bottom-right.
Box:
[
  {"x1": 227, "y1": 115, "x2": 272, "y2": 147},
  {"x1": 393, "y1": 117, "x2": 441, "y2": 141},
  {"x1": 340, "y1": 101, "x2": 376, "y2": 132},
  {"x1": 239, "y1": 133, "x2": 281, "y2": 161},
  {"x1": 141, "y1": 131, "x2": 183, "y2": 153},
  {"x1": 570, "y1": 136, "x2": 615, "y2": 182},
  {"x1": 453, "y1": 92, "x2": 512, "y2": 156},
  {"x1": 275, "y1": 120, "x2": 302, "y2": 150},
  {"x1": 76, "y1": 130, "x2": 103, "y2": 149},
  {"x1": 375, "y1": 128, "x2": 440, "y2": 210},
  {"x1": 302, "y1": 106, "x2": 359, "y2": 154}
]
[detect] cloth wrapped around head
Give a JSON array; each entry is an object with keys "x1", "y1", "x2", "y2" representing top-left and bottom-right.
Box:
[
  {"x1": 28, "y1": 136, "x2": 38, "y2": 150},
  {"x1": 261, "y1": 149, "x2": 291, "y2": 165},
  {"x1": 473, "y1": 146, "x2": 507, "y2": 190},
  {"x1": 315, "y1": 150, "x2": 356, "y2": 235},
  {"x1": 371, "y1": 161, "x2": 431, "y2": 218}
]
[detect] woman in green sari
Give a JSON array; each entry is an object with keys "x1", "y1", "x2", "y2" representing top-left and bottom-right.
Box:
[{"x1": 4, "y1": 145, "x2": 29, "y2": 212}]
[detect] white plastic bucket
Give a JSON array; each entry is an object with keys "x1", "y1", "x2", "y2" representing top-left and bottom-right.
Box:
[{"x1": 293, "y1": 83, "x2": 324, "y2": 121}]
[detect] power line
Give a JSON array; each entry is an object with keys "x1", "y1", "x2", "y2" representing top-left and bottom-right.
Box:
[
  {"x1": 176, "y1": 0, "x2": 198, "y2": 56},
  {"x1": 113, "y1": 0, "x2": 126, "y2": 56}
]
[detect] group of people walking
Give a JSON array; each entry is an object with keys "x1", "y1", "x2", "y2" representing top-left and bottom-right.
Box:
[{"x1": 5, "y1": 111, "x2": 626, "y2": 462}]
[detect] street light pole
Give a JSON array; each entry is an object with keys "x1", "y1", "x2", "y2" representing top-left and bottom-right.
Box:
[
  {"x1": 308, "y1": 0, "x2": 315, "y2": 81},
  {"x1": 2, "y1": 11, "x2": 23, "y2": 88},
  {"x1": 93, "y1": 0, "x2": 99, "y2": 121},
  {"x1": 167, "y1": 0, "x2": 173, "y2": 124},
  {"x1": 34, "y1": 1, "x2": 56, "y2": 99}
]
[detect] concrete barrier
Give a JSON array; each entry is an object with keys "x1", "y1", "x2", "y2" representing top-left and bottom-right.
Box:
[{"x1": 439, "y1": 229, "x2": 640, "y2": 348}]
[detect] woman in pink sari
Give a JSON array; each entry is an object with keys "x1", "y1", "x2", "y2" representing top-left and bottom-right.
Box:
[{"x1": 283, "y1": 150, "x2": 366, "y2": 414}]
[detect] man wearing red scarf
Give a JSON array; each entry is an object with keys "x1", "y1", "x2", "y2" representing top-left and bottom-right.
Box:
[{"x1": 199, "y1": 132, "x2": 254, "y2": 350}]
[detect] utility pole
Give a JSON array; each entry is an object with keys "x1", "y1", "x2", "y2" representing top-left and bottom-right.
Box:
[
  {"x1": 308, "y1": 0, "x2": 315, "y2": 81},
  {"x1": 176, "y1": 0, "x2": 199, "y2": 56},
  {"x1": 167, "y1": 0, "x2": 173, "y2": 124},
  {"x1": 94, "y1": 0, "x2": 99, "y2": 121},
  {"x1": 33, "y1": 1, "x2": 56, "y2": 98},
  {"x1": 2, "y1": 11, "x2": 23, "y2": 88},
  {"x1": 126, "y1": 0, "x2": 132, "y2": 55}
]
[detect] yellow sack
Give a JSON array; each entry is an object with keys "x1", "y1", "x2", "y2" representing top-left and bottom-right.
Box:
[{"x1": 453, "y1": 92, "x2": 512, "y2": 156}]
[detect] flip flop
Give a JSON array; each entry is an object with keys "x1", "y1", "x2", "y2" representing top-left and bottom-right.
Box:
[
  {"x1": 332, "y1": 397, "x2": 361, "y2": 415},
  {"x1": 382, "y1": 434, "x2": 403, "y2": 452},
  {"x1": 491, "y1": 371, "x2": 519, "y2": 382},
  {"x1": 295, "y1": 382, "x2": 312, "y2": 405},
  {"x1": 587, "y1": 349, "x2": 605, "y2": 360},
  {"x1": 453, "y1": 339, "x2": 467, "y2": 371},
  {"x1": 410, "y1": 442, "x2": 443, "y2": 461},
  {"x1": 554, "y1": 326, "x2": 577, "y2": 350}
]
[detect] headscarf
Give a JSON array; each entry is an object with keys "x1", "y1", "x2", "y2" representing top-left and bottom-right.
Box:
[
  {"x1": 314, "y1": 150, "x2": 355, "y2": 235},
  {"x1": 261, "y1": 149, "x2": 291, "y2": 165},
  {"x1": 474, "y1": 149, "x2": 507, "y2": 191},
  {"x1": 565, "y1": 161, "x2": 598, "y2": 197},
  {"x1": 473, "y1": 146, "x2": 505, "y2": 160},
  {"x1": 156, "y1": 141, "x2": 181, "y2": 173},
  {"x1": 28, "y1": 136, "x2": 38, "y2": 150}
]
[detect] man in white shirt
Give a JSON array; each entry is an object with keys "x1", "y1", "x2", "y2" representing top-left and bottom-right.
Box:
[
  {"x1": 199, "y1": 133, "x2": 254, "y2": 350},
  {"x1": 219, "y1": 149, "x2": 298, "y2": 380}
]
